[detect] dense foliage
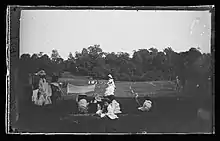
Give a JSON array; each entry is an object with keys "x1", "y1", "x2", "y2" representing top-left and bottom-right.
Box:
[{"x1": 19, "y1": 45, "x2": 212, "y2": 87}]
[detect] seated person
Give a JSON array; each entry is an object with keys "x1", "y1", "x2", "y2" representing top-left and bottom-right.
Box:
[
  {"x1": 76, "y1": 94, "x2": 89, "y2": 114},
  {"x1": 95, "y1": 97, "x2": 110, "y2": 115},
  {"x1": 103, "y1": 95, "x2": 121, "y2": 114},
  {"x1": 138, "y1": 95, "x2": 153, "y2": 112},
  {"x1": 88, "y1": 97, "x2": 99, "y2": 113},
  {"x1": 101, "y1": 98, "x2": 119, "y2": 119}
]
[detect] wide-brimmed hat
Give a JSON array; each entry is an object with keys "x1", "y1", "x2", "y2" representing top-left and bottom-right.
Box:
[
  {"x1": 36, "y1": 70, "x2": 46, "y2": 76},
  {"x1": 95, "y1": 95, "x2": 102, "y2": 102},
  {"x1": 108, "y1": 74, "x2": 113, "y2": 79}
]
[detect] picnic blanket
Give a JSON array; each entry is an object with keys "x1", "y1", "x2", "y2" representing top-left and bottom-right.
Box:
[{"x1": 67, "y1": 83, "x2": 96, "y2": 94}]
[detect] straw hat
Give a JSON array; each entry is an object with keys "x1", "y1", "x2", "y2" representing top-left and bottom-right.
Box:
[
  {"x1": 95, "y1": 95, "x2": 102, "y2": 102},
  {"x1": 36, "y1": 70, "x2": 46, "y2": 76},
  {"x1": 108, "y1": 74, "x2": 113, "y2": 79}
]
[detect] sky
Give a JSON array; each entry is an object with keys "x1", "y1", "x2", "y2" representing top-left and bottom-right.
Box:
[{"x1": 20, "y1": 10, "x2": 211, "y2": 59}]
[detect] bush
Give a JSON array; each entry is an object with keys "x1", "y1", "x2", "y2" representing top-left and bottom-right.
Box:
[
  {"x1": 119, "y1": 73, "x2": 131, "y2": 81},
  {"x1": 131, "y1": 75, "x2": 142, "y2": 82},
  {"x1": 140, "y1": 70, "x2": 165, "y2": 81}
]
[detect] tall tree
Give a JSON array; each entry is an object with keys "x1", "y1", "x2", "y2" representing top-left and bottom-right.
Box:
[
  {"x1": 51, "y1": 49, "x2": 61, "y2": 63},
  {"x1": 68, "y1": 52, "x2": 75, "y2": 61},
  {"x1": 163, "y1": 47, "x2": 175, "y2": 80},
  {"x1": 37, "y1": 52, "x2": 44, "y2": 58}
]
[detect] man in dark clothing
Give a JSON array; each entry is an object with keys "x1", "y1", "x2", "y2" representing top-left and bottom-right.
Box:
[{"x1": 51, "y1": 73, "x2": 59, "y2": 83}]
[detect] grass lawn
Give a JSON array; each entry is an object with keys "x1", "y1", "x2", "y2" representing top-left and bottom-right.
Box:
[{"x1": 60, "y1": 79, "x2": 177, "y2": 99}]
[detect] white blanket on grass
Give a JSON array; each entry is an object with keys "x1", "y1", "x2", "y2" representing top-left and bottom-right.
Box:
[{"x1": 67, "y1": 83, "x2": 96, "y2": 94}]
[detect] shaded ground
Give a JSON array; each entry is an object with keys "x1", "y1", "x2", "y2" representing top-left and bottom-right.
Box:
[
  {"x1": 12, "y1": 95, "x2": 213, "y2": 133},
  {"x1": 10, "y1": 79, "x2": 213, "y2": 133}
]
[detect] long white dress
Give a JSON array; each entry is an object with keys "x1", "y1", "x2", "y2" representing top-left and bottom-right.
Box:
[
  {"x1": 104, "y1": 79, "x2": 116, "y2": 96},
  {"x1": 36, "y1": 78, "x2": 52, "y2": 105}
]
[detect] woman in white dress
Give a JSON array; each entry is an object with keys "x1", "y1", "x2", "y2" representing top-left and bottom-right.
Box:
[
  {"x1": 104, "y1": 74, "x2": 116, "y2": 97},
  {"x1": 34, "y1": 70, "x2": 52, "y2": 106}
]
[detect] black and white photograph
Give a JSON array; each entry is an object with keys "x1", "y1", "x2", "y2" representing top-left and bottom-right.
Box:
[{"x1": 7, "y1": 6, "x2": 214, "y2": 134}]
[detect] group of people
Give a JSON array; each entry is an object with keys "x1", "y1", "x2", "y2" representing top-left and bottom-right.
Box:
[
  {"x1": 31, "y1": 70, "x2": 152, "y2": 119},
  {"x1": 76, "y1": 74, "x2": 155, "y2": 119},
  {"x1": 76, "y1": 74, "x2": 122, "y2": 119}
]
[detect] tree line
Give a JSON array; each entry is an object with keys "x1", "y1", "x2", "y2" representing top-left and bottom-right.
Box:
[{"x1": 19, "y1": 44, "x2": 212, "y2": 87}]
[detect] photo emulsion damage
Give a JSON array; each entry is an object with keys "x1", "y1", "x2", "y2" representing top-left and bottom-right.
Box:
[{"x1": 6, "y1": 5, "x2": 214, "y2": 134}]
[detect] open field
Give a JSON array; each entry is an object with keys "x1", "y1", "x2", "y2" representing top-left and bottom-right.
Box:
[{"x1": 60, "y1": 79, "x2": 177, "y2": 100}]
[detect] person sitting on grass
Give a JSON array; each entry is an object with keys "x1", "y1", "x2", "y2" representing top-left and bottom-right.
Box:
[
  {"x1": 96, "y1": 98, "x2": 111, "y2": 117},
  {"x1": 88, "y1": 95, "x2": 101, "y2": 113},
  {"x1": 104, "y1": 95, "x2": 122, "y2": 114},
  {"x1": 104, "y1": 98, "x2": 119, "y2": 119},
  {"x1": 95, "y1": 96, "x2": 107, "y2": 115},
  {"x1": 138, "y1": 95, "x2": 153, "y2": 112},
  {"x1": 76, "y1": 94, "x2": 89, "y2": 114},
  {"x1": 95, "y1": 97, "x2": 121, "y2": 119}
]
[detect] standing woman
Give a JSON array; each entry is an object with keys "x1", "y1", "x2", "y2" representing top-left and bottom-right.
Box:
[
  {"x1": 50, "y1": 73, "x2": 61, "y2": 104},
  {"x1": 104, "y1": 74, "x2": 116, "y2": 98},
  {"x1": 37, "y1": 70, "x2": 47, "y2": 106}
]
